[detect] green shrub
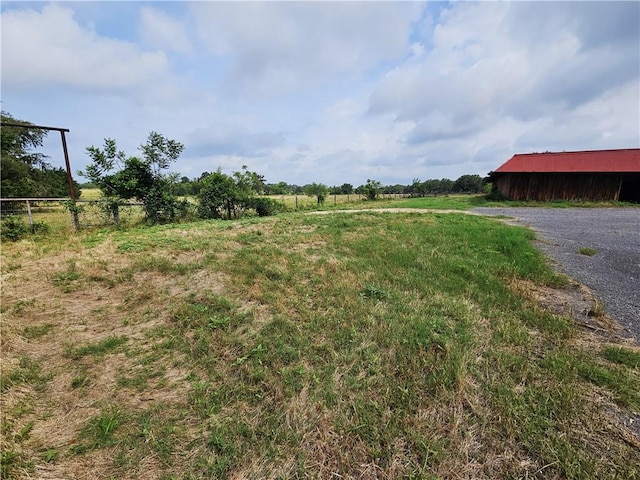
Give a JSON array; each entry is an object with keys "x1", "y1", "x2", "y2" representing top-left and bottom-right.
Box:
[
  {"x1": 1, "y1": 215, "x2": 30, "y2": 241},
  {"x1": 250, "y1": 197, "x2": 283, "y2": 217}
]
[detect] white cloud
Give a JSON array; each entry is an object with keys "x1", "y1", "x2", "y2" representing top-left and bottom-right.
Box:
[
  {"x1": 325, "y1": 98, "x2": 361, "y2": 121},
  {"x1": 139, "y1": 6, "x2": 192, "y2": 53},
  {"x1": 189, "y1": 2, "x2": 423, "y2": 95},
  {"x1": 185, "y1": 124, "x2": 285, "y2": 159},
  {"x1": 1, "y1": 4, "x2": 168, "y2": 91},
  {"x1": 1, "y1": 2, "x2": 637, "y2": 187},
  {"x1": 368, "y1": 1, "x2": 639, "y2": 173}
]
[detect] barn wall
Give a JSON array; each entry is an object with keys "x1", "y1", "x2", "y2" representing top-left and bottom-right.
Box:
[
  {"x1": 619, "y1": 174, "x2": 640, "y2": 202},
  {"x1": 494, "y1": 173, "x2": 624, "y2": 201}
]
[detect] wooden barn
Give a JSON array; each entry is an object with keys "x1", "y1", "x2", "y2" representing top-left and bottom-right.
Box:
[{"x1": 487, "y1": 149, "x2": 640, "y2": 202}]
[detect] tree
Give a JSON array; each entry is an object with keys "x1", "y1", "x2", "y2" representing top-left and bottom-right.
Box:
[
  {"x1": 362, "y1": 179, "x2": 382, "y2": 200},
  {"x1": 422, "y1": 179, "x2": 442, "y2": 196},
  {"x1": 81, "y1": 132, "x2": 187, "y2": 224},
  {"x1": 174, "y1": 176, "x2": 196, "y2": 196},
  {"x1": 408, "y1": 178, "x2": 422, "y2": 197},
  {"x1": 385, "y1": 184, "x2": 405, "y2": 194},
  {"x1": 339, "y1": 183, "x2": 354, "y2": 195},
  {"x1": 1, "y1": 111, "x2": 80, "y2": 198},
  {"x1": 304, "y1": 183, "x2": 329, "y2": 204},
  {"x1": 453, "y1": 174, "x2": 484, "y2": 193},
  {"x1": 197, "y1": 170, "x2": 241, "y2": 219},
  {"x1": 267, "y1": 181, "x2": 290, "y2": 195},
  {"x1": 197, "y1": 167, "x2": 272, "y2": 219},
  {"x1": 439, "y1": 178, "x2": 454, "y2": 194},
  {"x1": 233, "y1": 166, "x2": 266, "y2": 196}
]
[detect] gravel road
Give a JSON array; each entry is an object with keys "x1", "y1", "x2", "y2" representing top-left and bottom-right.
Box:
[{"x1": 473, "y1": 207, "x2": 640, "y2": 341}]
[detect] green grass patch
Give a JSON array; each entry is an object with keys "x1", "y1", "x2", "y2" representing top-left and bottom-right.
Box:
[
  {"x1": 21, "y1": 323, "x2": 54, "y2": 340},
  {"x1": 603, "y1": 346, "x2": 640, "y2": 368},
  {"x1": 575, "y1": 359, "x2": 640, "y2": 409},
  {"x1": 65, "y1": 335, "x2": 129, "y2": 359},
  {"x1": 391, "y1": 194, "x2": 486, "y2": 210},
  {"x1": 71, "y1": 406, "x2": 124, "y2": 453},
  {"x1": 578, "y1": 247, "x2": 597, "y2": 256}
]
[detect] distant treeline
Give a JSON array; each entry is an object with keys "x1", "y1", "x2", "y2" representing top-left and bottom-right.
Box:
[{"x1": 81, "y1": 174, "x2": 486, "y2": 197}]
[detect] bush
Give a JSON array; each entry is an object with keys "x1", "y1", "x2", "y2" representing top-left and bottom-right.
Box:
[
  {"x1": 250, "y1": 197, "x2": 283, "y2": 217},
  {"x1": 0, "y1": 216, "x2": 48, "y2": 241},
  {"x1": 1, "y1": 215, "x2": 30, "y2": 241},
  {"x1": 143, "y1": 185, "x2": 191, "y2": 224}
]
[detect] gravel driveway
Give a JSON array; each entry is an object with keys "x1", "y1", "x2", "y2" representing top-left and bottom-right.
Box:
[{"x1": 473, "y1": 207, "x2": 640, "y2": 341}]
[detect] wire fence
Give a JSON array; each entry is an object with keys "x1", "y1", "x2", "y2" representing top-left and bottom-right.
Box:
[
  {"x1": 1, "y1": 193, "x2": 412, "y2": 238},
  {"x1": 0, "y1": 198, "x2": 145, "y2": 233}
]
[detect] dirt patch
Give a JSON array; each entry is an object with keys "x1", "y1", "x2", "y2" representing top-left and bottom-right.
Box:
[{"x1": 509, "y1": 278, "x2": 622, "y2": 338}]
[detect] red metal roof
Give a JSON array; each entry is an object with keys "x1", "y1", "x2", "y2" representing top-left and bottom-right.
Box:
[{"x1": 494, "y1": 149, "x2": 640, "y2": 174}]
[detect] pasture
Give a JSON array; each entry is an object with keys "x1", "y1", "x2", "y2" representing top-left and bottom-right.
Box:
[{"x1": 1, "y1": 206, "x2": 639, "y2": 479}]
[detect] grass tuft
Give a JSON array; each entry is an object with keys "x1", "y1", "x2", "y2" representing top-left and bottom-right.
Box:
[
  {"x1": 65, "y1": 335, "x2": 129, "y2": 359},
  {"x1": 603, "y1": 346, "x2": 640, "y2": 368}
]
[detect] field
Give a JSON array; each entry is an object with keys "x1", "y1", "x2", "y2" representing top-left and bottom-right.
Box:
[{"x1": 2, "y1": 204, "x2": 640, "y2": 479}]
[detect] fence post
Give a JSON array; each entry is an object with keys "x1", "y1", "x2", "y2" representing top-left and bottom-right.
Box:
[{"x1": 26, "y1": 200, "x2": 34, "y2": 233}]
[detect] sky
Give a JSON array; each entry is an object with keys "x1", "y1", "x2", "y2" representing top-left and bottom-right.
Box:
[{"x1": 2, "y1": 1, "x2": 639, "y2": 187}]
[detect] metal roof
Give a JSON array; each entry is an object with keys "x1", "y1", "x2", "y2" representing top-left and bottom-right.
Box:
[{"x1": 493, "y1": 149, "x2": 640, "y2": 174}]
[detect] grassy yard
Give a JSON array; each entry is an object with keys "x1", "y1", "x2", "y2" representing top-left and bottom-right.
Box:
[{"x1": 1, "y1": 209, "x2": 639, "y2": 479}]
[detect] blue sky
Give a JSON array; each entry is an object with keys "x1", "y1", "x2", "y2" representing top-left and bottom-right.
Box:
[{"x1": 2, "y1": 1, "x2": 639, "y2": 187}]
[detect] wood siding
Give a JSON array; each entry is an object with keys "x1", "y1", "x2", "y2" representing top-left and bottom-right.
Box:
[{"x1": 493, "y1": 173, "x2": 626, "y2": 201}]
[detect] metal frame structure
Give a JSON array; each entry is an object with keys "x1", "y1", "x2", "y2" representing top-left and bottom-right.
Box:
[{"x1": 1, "y1": 121, "x2": 79, "y2": 229}]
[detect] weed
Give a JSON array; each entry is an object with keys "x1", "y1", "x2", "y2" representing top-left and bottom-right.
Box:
[
  {"x1": 361, "y1": 285, "x2": 390, "y2": 300},
  {"x1": 52, "y1": 259, "x2": 81, "y2": 291},
  {"x1": 72, "y1": 407, "x2": 124, "y2": 453},
  {"x1": 578, "y1": 247, "x2": 597, "y2": 256},
  {"x1": 21, "y1": 323, "x2": 54, "y2": 339},
  {"x1": 11, "y1": 298, "x2": 36, "y2": 315},
  {"x1": 0, "y1": 451, "x2": 18, "y2": 478},
  {"x1": 71, "y1": 371, "x2": 89, "y2": 389},
  {"x1": 42, "y1": 449, "x2": 58, "y2": 463},
  {"x1": 116, "y1": 367, "x2": 162, "y2": 391}
]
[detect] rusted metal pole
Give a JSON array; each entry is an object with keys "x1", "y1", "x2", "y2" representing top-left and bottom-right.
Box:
[
  {"x1": 60, "y1": 131, "x2": 79, "y2": 231},
  {"x1": 1, "y1": 122, "x2": 69, "y2": 133}
]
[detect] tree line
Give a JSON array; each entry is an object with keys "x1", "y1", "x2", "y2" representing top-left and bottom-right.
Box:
[
  {"x1": 141, "y1": 174, "x2": 485, "y2": 199},
  {"x1": 2, "y1": 113, "x2": 486, "y2": 225}
]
